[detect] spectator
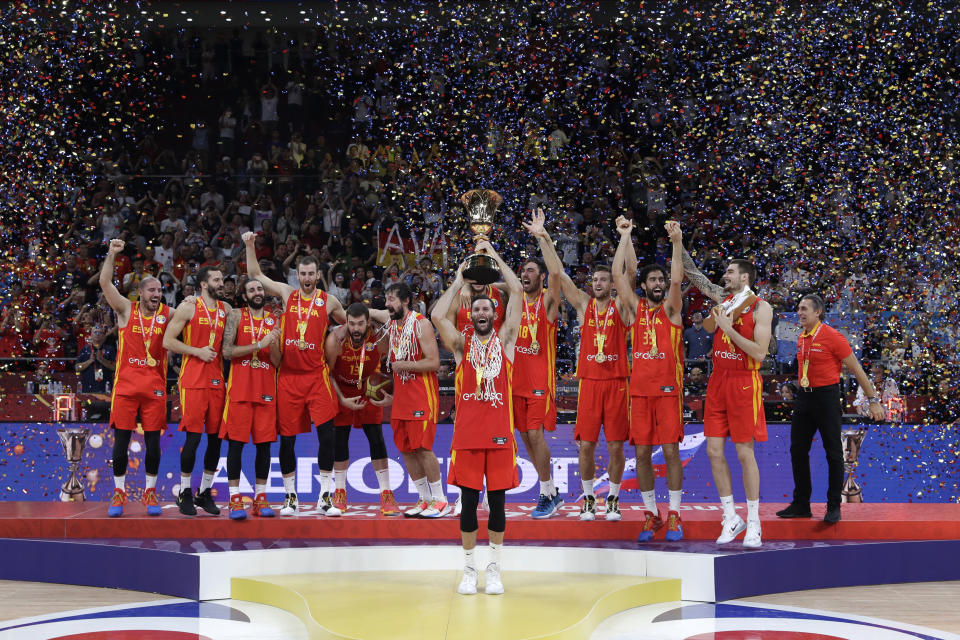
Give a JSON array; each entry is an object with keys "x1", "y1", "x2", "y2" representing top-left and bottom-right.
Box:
[{"x1": 683, "y1": 311, "x2": 712, "y2": 362}]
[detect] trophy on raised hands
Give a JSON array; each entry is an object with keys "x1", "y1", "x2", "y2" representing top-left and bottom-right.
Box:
[{"x1": 459, "y1": 189, "x2": 503, "y2": 285}]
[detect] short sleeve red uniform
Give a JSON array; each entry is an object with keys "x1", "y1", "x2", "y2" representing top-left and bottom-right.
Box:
[
  {"x1": 629, "y1": 301, "x2": 685, "y2": 446},
  {"x1": 332, "y1": 333, "x2": 385, "y2": 428},
  {"x1": 221, "y1": 309, "x2": 278, "y2": 444},
  {"x1": 178, "y1": 299, "x2": 227, "y2": 435},
  {"x1": 110, "y1": 303, "x2": 171, "y2": 432},
  {"x1": 796, "y1": 323, "x2": 853, "y2": 387},
  {"x1": 574, "y1": 298, "x2": 630, "y2": 443},
  {"x1": 704, "y1": 297, "x2": 767, "y2": 443},
  {"x1": 448, "y1": 334, "x2": 519, "y2": 492},
  {"x1": 511, "y1": 291, "x2": 558, "y2": 433}
]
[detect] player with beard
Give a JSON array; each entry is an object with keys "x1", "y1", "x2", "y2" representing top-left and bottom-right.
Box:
[
  {"x1": 220, "y1": 278, "x2": 283, "y2": 520},
  {"x1": 242, "y1": 231, "x2": 347, "y2": 517},
  {"x1": 164, "y1": 266, "x2": 232, "y2": 516},
  {"x1": 681, "y1": 232, "x2": 773, "y2": 548},
  {"x1": 432, "y1": 245, "x2": 523, "y2": 595},
  {"x1": 526, "y1": 209, "x2": 630, "y2": 521},
  {"x1": 612, "y1": 216, "x2": 686, "y2": 541},
  {"x1": 379, "y1": 281, "x2": 447, "y2": 517},
  {"x1": 99, "y1": 239, "x2": 171, "y2": 517},
  {"x1": 324, "y1": 303, "x2": 401, "y2": 516},
  {"x1": 512, "y1": 241, "x2": 563, "y2": 518}
]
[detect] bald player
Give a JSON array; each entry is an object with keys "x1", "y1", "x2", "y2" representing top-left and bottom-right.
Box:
[
  {"x1": 99, "y1": 239, "x2": 172, "y2": 517},
  {"x1": 164, "y1": 266, "x2": 231, "y2": 516},
  {"x1": 525, "y1": 209, "x2": 630, "y2": 521}
]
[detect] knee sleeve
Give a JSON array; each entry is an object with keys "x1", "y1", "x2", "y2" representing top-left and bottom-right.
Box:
[
  {"x1": 227, "y1": 440, "x2": 244, "y2": 480},
  {"x1": 255, "y1": 442, "x2": 272, "y2": 480},
  {"x1": 112, "y1": 428, "x2": 132, "y2": 477},
  {"x1": 486, "y1": 489, "x2": 506, "y2": 533},
  {"x1": 203, "y1": 434, "x2": 222, "y2": 473},
  {"x1": 316, "y1": 420, "x2": 335, "y2": 471},
  {"x1": 279, "y1": 435, "x2": 297, "y2": 475},
  {"x1": 143, "y1": 431, "x2": 161, "y2": 476},
  {"x1": 459, "y1": 487, "x2": 480, "y2": 533},
  {"x1": 362, "y1": 423, "x2": 388, "y2": 460},
  {"x1": 334, "y1": 425, "x2": 351, "y2": 463},
  {"x1": 180, "y1": 431, "x2": 202, "y2": 474}
]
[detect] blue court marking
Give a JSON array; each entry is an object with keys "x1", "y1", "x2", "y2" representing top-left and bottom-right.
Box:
[{"x1": 0, "y1": 601, "x2": 249, "y2": 633}]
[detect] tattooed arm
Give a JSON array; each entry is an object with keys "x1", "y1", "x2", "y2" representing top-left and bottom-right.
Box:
[{"x1": 681, "y1": 245, "x2": 725, "y2": 303}]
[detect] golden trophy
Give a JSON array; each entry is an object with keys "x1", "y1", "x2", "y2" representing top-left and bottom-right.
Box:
[{"x1": 459, "y1": 189, "x2": 503, "y2": 285}]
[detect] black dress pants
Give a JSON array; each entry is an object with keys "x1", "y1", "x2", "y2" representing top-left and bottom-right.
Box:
[{"x1": 790, "y1": 383, "x2": 844, "y2": 509}]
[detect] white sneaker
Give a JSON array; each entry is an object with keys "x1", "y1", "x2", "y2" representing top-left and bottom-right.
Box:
[
  {"x1": 484, "y1": 562, "x2": 504, "y2": 595},
  {"x1": 743, "y1": 520, "x2": 762, "y2": 548},
  {"x1": 716, "y1": 514, "x2": 746, "y2": 544},
  {"x1": 324, "y1": 504, "x2": 342, "y2": 517},
  {"x1": 457, "y1": 567, "x2": 478, "y2": 595},
  {"x1": 453, "y1": 493, "x2": 462, "y2": 516},
  {"x1": 420, "y1": 499, "x2": 451, "y2": 518},
  {"x1": 279, "y1": 493, "x2": 299, "y2": 517},
  {"x1": 404, "y1": 499, "x2": 429, "y2": 518}
]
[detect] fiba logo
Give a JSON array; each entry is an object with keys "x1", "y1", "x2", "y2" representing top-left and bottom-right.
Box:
[
  {"x1": 633, "y1": 351, "x2": 666, "y2": 360},
  {"x1": 264, "y1": 317, "x2": 275, "y2": 326},
  {"x1": 155, "y1": 315, "x2": 167, "y2": 324}
]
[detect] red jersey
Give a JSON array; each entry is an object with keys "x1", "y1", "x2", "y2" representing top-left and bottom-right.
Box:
[
  {"x1": 711, "y1": 295, "x2": 764, "y2": 372},
  {"x1": 225, "y1": 308, "x2": 278, "y2": 404},
  {"x1": 630, "y1": 300, "x2": 684, "y2": 396},
  {"x1": 796, "y1": 322, "x2": 853, "y2": 387},
  {"x1": 453, "y1": 333, "x2": 515, "y2": 450},
  {"x1": 388, "y1": 311, "x2": 439, "y2": 421},
  {"x1": 513, "y1": 291, "x2": 557, "y2": 400},
  {"x1": 576, "y1": 298, "x2": 629, "y2": 380},
  {"x1": 280, "y1": 289, "x2": 330, "y2": 373},
  {"x1": 333, "y1": 332, "x2": 383, "y2": 399},
  {"x1": 113, "y1": 302, "x2": 170, "y2": 397},
  {"x1": 455, "y1": 286, "x2": 505, "y2": 335},
  {"x1": 178, "y1": 298, "x2": 227, "y2": 390}
]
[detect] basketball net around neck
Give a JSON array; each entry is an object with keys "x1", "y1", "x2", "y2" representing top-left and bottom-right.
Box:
[
  {"x1": 468, "y1": 332, "x2": 503, "y2": 407},
  {"x1": 389, "y1": 311, "x2": 420, "y2": 381},
  {"x1": 720, "y1": 287, "x2": 754, "y2": 316}
]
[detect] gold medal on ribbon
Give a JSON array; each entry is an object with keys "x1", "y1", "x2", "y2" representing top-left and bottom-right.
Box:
[
  {"x1": 523, "y1": 293, "x2": 542, "y2": 357},
  {"x1": 800, "y1": 375, "x2": 810, "y2": 388},
  {"x1": 356, "y1": 341, "x2": 366, "y2": 389},
  {"x1": 146, "y1": 356, "x2": 157, "y2": 367},
  {"x1": 250, "y1": 355, "x2": 261, "y2": 369},
  {"x1": 530, "y1": 340, "x2": 540, "y2": 354},
  {"x1": 208, "y1": 332, "x2": 216, "y2": 348},
  {"x1": 138, "y1": 304, "x2": 159, "y2": 368},
  {"x1": 595, "y1": 333, "x2": 607, "y2": 363},
  {"x1": 798, "y1": 322, "x2": 821, "y2": 391}
]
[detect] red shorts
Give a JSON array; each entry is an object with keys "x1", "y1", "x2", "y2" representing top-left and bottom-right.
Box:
[
  {"x1": 574, "y1": 378, "x2": 629, "y2": 443},
  {"x1": 448, "y1": 447, "x2": 519, "y2": 492},
  {"x1": 512, "y1": 394, "x2": 557, "y2": 433},
  {"x1": 704, "y1": 370, "x2": 768, "y2": 443},
  {"x1": 179, "y1": 387, "x2": 225, "y2": 434},
  {"x1": 110, "y1": 390, "x2": 167, "y2": 432},
  {"x1": 221, "y1": 401, "x2": 277, "y2": 444},
  {"x1": 629, "y1": 395, "x2": 684, "y2": 445},
  {"x1": 391, "y1": 418, "x2": 437, "y2": 453},
  {"x1": 333, "y1": 394, "x2": 384, "y2": 428},
  {"x1": 277, "y1": 369, "x2": 338, "y2": 436}
]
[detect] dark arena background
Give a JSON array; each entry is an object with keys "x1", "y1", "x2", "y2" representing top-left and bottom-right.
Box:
[{"x1": 0, "y1": 1, "x2": 958, "y2": 638}]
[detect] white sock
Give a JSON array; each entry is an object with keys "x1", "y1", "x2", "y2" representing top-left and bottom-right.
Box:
[
  {"x1": 489, "y1": 542, "x2": 502, "y2": 567},
  {"x1": 546, "y1": 477, "x2": 555, "y2": 496},
  {"x1": 747, "y1": 499, "x2": 760, "y2": 523},
  {"x1": 464, "y1": 548, "x2": 477, "y2": 571},
  {"x1": 145, "y1": 475, "x2": 157, "y2": 490},
  {"x1": 334, "y1": 469, "x2": 346, "y2": 490},
  {"x1": 720, "y1": 495, "x2": 736, "y2": 520},
  {"x1": 199, "y1": 471, "x2": 214, "y2": 492},
  {"x1": 413, "y1": 477, "x2": 429, "y2": 501},
  {"x1": 114, "y1": 475, "x2": 125, "y2": 491},
  {"x1": 283, "y1": 475, "x2": 295, "y2": 495},
  {"x1": 429, "y1": 480, "x2": 445, "y2": 502},
  {"x1": 641, "y1": 490, "x2": 657, "y2": 513},
  {"x1": 581, "y1": 478, "x2": 594, "y2": 497},
  {"x1": 539, "y1": 480, "x2": 552, "y2": 496},
  {"x1": 608, "y1": 482, "x2": 621, "y2": 499},
  {"x1": 319, "y1": 471, "x2": 333, "y2": 496},
  {"x1": 229, "y1": 485, "x2": 240, "y2": 497},
  {"x1": 669, "y1": 489, "x2": 683, "y2": 512},
  {"x1": 375, "y1": 468, "x2": 390, "y2": 492},
  {"x1": 254, "y1": 483, "x2": 266, "y2": 496},
  {"x1": 180, "y1": 475, "x2": 190, "y2": 491}
]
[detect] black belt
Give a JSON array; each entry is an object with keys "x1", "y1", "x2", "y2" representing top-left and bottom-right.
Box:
[{"x1": 800, "y1": 382, "x2": 840, "y2": 394}]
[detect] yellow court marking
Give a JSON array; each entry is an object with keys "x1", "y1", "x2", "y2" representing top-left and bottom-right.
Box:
[{"x1": 232, "y1": 571, "x2": 680, "y2": 640}]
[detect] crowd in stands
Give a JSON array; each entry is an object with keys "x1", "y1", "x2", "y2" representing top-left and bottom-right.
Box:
[{"x1": 0, "y1": 3, "x2": 957, "y2": 423}]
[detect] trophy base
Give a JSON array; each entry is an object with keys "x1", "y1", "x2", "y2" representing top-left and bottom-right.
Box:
[
  {"x1": 464, "y1": 253, "x2": 501, "y2": 285},
  {"x1": 59, "y1": 489, "x2": 86, "y2": 502}
]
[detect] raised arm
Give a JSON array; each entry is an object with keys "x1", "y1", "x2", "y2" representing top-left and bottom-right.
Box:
[
  {"x1": 99, "y1": 239, "x2": 132, "y2": 325},
  {"x1": 680, "y1": 242, "x2": 725, "y2": 303},
  {"x1": 431, "y1": 262, "x2": 467, "y2": 359},
  {"x1": 611, "y1": 216, "x2": 639, "y2": 322},
  {"x1": 664, "y1": 220, "x2": 684, "y2": 322},
  {"x1": 241, "y1": 231, "x2": 294, "y2": 300},
  {"x1": 476, "y1": 239, "x2": 523, "y2": 350},
  {"x1": 523, "y1": 208, "x2": 589, "y2": 312}
]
